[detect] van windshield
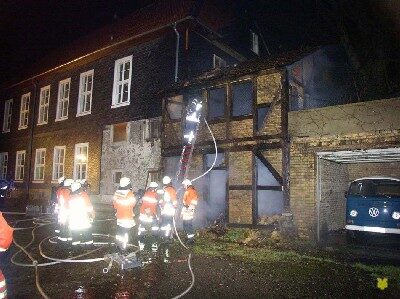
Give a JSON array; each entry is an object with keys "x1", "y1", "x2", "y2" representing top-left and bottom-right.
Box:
[{"x1": 348, "y1": 179, "x2": 400, "y2": 198}]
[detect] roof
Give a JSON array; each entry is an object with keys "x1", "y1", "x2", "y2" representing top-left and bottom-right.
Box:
[
  {"x1": 6, "y1": 0, "x2": 233, "y2": 88},
  {"x1": 352, "y1": 177, "x2": 400, "y2": 182}
]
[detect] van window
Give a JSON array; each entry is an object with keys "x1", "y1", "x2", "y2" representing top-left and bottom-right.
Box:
[{"x1": 349, "y1": 180, "x2": 400, "y2": 197}]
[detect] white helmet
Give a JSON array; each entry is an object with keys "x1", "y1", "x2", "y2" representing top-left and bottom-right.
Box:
[
  {"x1": 162, "y1": 176, "x2": 171, "y2": 185},
  {"x1": 71, "y1": 182, "x2": 81, "y2": 192},
  {"x1": 63, "y1": 179, "x2": 74, "y2": 187},
  {"x1": 57, "y1": 176, "x2": 65, "y2": 185},
  {"x1": 182, "y1": 179, "x2": 192, "y2": 186},
  {"x1": 149, "y1": 181, "x2": 158, "y2": 188},
  {"x1": 120, "y1": 177, "x2": 131, "y2": 188}
]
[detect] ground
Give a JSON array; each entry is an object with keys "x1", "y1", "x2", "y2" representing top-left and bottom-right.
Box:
[{"x1": 1, "y1": 210, "x2": 400, "y2": 298}]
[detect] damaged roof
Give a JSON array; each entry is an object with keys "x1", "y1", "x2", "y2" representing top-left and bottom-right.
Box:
[{"x1": 6, "y1": 0, "x2": 233, "y2": 88}]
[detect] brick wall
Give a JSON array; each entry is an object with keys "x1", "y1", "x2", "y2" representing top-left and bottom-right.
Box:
[{"x1": 347, "y1": 162, "x2": 400, "y2": 182}]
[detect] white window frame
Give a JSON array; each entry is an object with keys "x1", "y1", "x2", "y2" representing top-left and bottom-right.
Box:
[
  {"x1": 56, "y1": 78, "x2": 71, "y2": 121},
  {"x1": 52, "y1": 146, "x2": 66, "y2": 182},
  {"x1": 251, "y1": 31, "x2": 260, "y2": 55},
  {"x1": 38, "y1": 85, "x2": 50, "y2": 125},
  {"x1": 18, "y1": 93, "x2": 30, "y2": 130},
  {"x1": 33, "y1": 148, "x2": 46, "y2": 182},
  {"x1": 2, "y1": 99, "x2": 13, "y2": 133},
  {"x1": 15, "y1": 150, "x2": 26, "y2": 181},
  {"x1": 213, "y1": 54, "x2": 227, "y2": 69},
  {"x1": 77, "y1": 70, "x2": 94, "y2": 116},
  {"x1": 74, "y1": 143, "x2": 88, "y2": 180},
  {"x1": 112, "y1": 55, "x2": 132, "y2": 108},
  {"x1": 0, "y1": 152, "x2": 8, "y2": 180}
]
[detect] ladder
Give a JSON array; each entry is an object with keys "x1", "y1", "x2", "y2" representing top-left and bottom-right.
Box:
[{"x1": 175, "y1": 98, "x2": 203, "y2": 183}]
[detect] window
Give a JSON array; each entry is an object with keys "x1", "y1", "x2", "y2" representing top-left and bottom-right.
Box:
[
  {"x1": 77, "y1": 70, "x2": 94, "y2": 116},
  {"x1": 166, "y1": 95, "x2": 183, "y2": 120},
  {"x1": 113, "y1": 170, "x2": 123, "y2": 185},
  {"x1": 2, "y1": 99, "x2": 12, "y2": 133},
  {"x1": 0, "y1": 153, "x2": 8, "y2": 179},
  {"x1": 56, "y1": 78, "x2": 70, "y2": 121},
  {"x1": 34, "y1": 148, "x2": 46, "y2": 182},
  {"x1": 255, "y1": 155, "x2": 283, "y2": 220},
  {"x1": 18, "y1": 93, "x2": 30, "y2": 130},
  {"x1": 208, "y1": 87, "x2": 225, "y2": 120},
  {"x1": 74, "y1": 143, "x2": 88, "y2": 180},
  {"x1": 112, "y1": 122, "x2": 128, "y2": 143},
  {"x1": 52, "y1": 146, "x2": 65, "y2": 181},
  {"x1": 232, "y1": 81, "x2": 253, "y2": 117},
  {"x1": 15, "y1": 150, "x2": 26, "y2": 181},
  {"x1": 38, "y1": 86, "x2": 50, "y2": 125},
  {"x1": 256, "y1": 105, "x2": 270, "y2": 131},
  {"x1": 145, "y1": 119, "x2": 160, "y2": 140},
  {"x1": 112, "y1": 56, "x2": 132, "y2": 107},
  {"x1": 251, "y1": 31, "x2": 259, "y2": 55},
  {"x1": 213, "y1": 54, "x2": 226, "y2": 69}
]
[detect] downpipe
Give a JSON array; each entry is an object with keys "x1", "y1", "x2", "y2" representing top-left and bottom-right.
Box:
[{"x1": 173, "y1": 23, "x2": 180, "y2": 83}]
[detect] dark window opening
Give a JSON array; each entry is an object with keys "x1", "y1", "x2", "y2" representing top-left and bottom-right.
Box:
[
  {"x1": 113, "y1": 171, "x2": 123, "y2": 184},
  {"x1": 232, "y1": 81, "x2": 253, "y2": 117},
  {"x1": 256, "y1": 105, "x2": 270, "y2": 131},
  {"x1": 208, "y1": 87, "x2": 225, "y2": 120},
  {"x1": 112, "y1": 122, "x2": 128, "y2": 143},
  {"x1": 166, "y1": 95, "x2": 183, "y2": 120}
]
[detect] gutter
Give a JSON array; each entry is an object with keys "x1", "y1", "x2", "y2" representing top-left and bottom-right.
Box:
[
  {"x1": 7, "y1": 16, "x2": 194, "y2": 89},
  {"x1": 173, "y1": 23, "x2": 180, "y2": 83}
]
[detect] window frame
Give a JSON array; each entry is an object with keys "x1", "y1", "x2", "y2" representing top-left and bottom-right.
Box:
[
  {"x1": 230, "y1": 80, "x2": 254, "y2": 119},
  {"x1": 213, "y1": 54, "x2": 227, "y2": 69},
  {"x1": 56, "y1": 78, "x2": 71, "y2": 121},
  {"x1": 18, "y1": 92, "x2": 30, "y2": 130},
  {"x1": 52, "y1": 146, "x2": 66, "y2": 182},
  {"x1": 2, "y1": 99, "x2": 13, "y2": 133},
  {"x1": 38, "y1": 85, "x2": 50, "y2": 125},
  {"x1": 0, "y1": 152, "x2": 8, "y2": 180},
  {"x1": 207, "y1": 85, "x2": 226, "y2": 121},
  {"x1": 77, "y1": 69, "x2": 94, "y2": 116},
  {"x1": 112, "y1": 55, "x2": 133, "y2": 108},
  {"x1": 33, "y1": 148, "x2": 46, "y2": 182},
  {"x1": 73, "y1": 143, "x2": 89, "y2": 180},
  {"x1": 15, "y1": 150, "x2": 26, "y2": 181}
]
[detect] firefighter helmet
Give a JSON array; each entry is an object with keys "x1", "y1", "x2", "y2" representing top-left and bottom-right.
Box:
[
  {"x1": 120, "y1": 177, "x2": 131, "y2": 188},
  {"x1": 162, "y1": 176, "x2": 171, "y2": 185},
  {"x1": 182, "y1": 179, "x2": 192, "y2": 186},
  {"x1": 57, "y1": 176, "x2": 65, "y2": 185},
  {"x1": 63, "y1": 179, "x2": 74, "y2": 187},
  {"x1": 149, "y1": 182, "x2": 158, "y2": 188},
  {"x1": 71, "y1": 182, "x2": 81, "y2": 192}
]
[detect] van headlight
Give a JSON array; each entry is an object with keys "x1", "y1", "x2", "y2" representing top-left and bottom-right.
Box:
[
  {"x1": 350, "y1": 210, "x2": 358, "y2": 217},
  {"x1": 392, "y1": 211, "x2": 400, "y2": 220}
]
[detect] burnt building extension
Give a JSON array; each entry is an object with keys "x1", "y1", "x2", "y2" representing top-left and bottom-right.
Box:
[{"x1": 0, "y1": 0, "x2": 260, "y2": 205}]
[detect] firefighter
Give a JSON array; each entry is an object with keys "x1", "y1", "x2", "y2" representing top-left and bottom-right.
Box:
[
  {"x1": 113, "y1": 177, "x2": 137, "y2": 251},
  {"x1": 181, "y1": 179, "x2": 199, "y2": 244},
  {"x1": 51, "y1": 176, "x2": 65, "y2": 211},
  {"x1": 0, "y1": 212, "x2": 13, "y2": 299},
  {"x1": 55, "y1": 178, "x2": 73, "y2": 241},
  {"x1": 138, "y1": 182, "x2": 159, "y2": 237},
  {"x1": 69, "y1": 181, "x2": 95, "y2": 245},
  {"x1": 159, "y1": 176, "x2": 177, "y2": 239}
]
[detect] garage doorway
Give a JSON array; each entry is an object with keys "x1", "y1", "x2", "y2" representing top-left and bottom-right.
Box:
[{"x1": 316, "y1": 147, "x2": 400, "y2": 241}]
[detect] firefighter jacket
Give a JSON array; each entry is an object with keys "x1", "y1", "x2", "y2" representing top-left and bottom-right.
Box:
[
  {"x1": 0, "y1": 270, "x2": 7, "y2": 299},
  {"x1": 0, "y1": 213, "x2": 13, "y2": 252},
  {"x1": 160, "y1": 185, "x2": 177, "y2": 217},
  {"x1": 68, "y1": 191, "x2": 94, "y2": 231},
  {"x1": 182, "y1": 186, "x2": 199, "y2": 221},
  {"x1": 56, "y1": 186, "x2": 71, "y2": 224},
  {"x1": 139, "y1": 189, "x2": 158, "y2": 223},
  {"x1": 113, "y1": 189, "x2": 137, "y2": 228}
]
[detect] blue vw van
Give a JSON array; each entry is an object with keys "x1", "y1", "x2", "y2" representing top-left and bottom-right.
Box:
[{"x1": 345, "y1": 177, "x2": 400, "y2": 237}]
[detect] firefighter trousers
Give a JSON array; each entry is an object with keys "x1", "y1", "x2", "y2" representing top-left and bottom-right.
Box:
[{"x1": 116, "y1": 225, "x2": 132, "y2": 251}]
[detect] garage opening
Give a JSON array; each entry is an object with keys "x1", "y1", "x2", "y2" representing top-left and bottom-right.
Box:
[{"x1": 315, "y1": 147, "x2": 400, "y2": 241}]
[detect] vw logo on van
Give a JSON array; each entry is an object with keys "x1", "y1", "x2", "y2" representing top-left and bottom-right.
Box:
[{"x1": 368, "y1": 207, "x2": 379, "y2": 217}]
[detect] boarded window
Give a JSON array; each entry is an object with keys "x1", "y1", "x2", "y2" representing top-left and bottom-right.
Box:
[
  {"x1": 167, "y1": 95, "x2": 183, "y2": 120},
  {"x1": 112, "y1": 122, "x2": 128, "y2": 143},
  {"x1": 232, "y1": 81, "x2": 253, "y2": 117},
  {"x1": 256, "y1": 106, "x2": 269, "y2": 131},
  {"x1": 208, "y1": 87, "x2": 225, "y2": 120},
  {"x1": 145, "y1": 119, "x2": 160, "y2": 140}
]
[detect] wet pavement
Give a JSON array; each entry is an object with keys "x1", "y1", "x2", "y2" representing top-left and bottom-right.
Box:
[{"x1": 1, "y1": 212, "x2": 400, "y2": 298}]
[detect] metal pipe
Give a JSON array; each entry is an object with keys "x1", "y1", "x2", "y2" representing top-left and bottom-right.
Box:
[
  {"x1": 316, "y1": 155, "x2": 321, "y2": 243},
  {"x1": 173, "y1": 23, "x2": 180, "y2": 83},
  {"x1": 7, "y1": 16, "x2": 193, "y2": 89}
]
